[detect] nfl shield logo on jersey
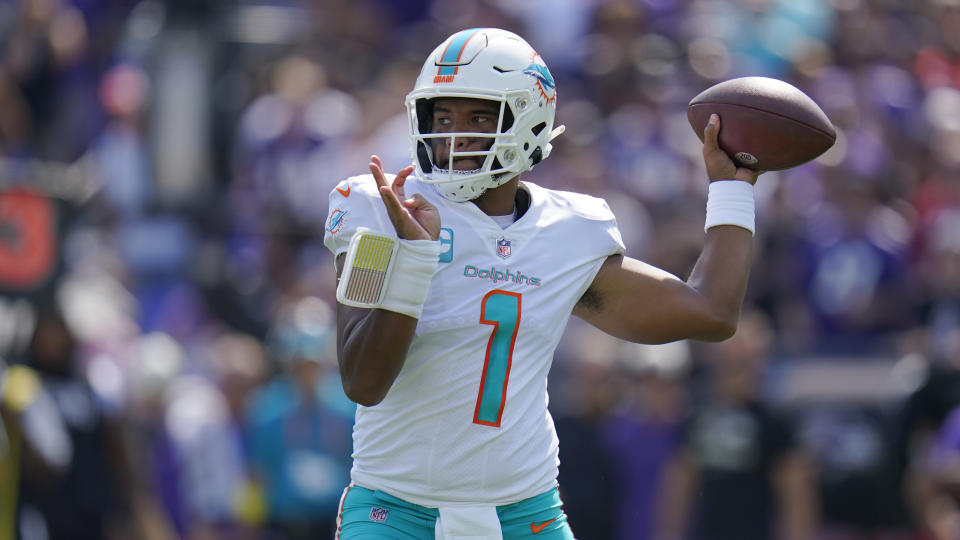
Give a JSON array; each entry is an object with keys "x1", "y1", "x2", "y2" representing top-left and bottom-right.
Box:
[
  {"x1": 369, "y1": 506, "x2": 389, "y2": 522},
  {"x1": 496, "y1": 237, "x2": 512, "y2": 259}
]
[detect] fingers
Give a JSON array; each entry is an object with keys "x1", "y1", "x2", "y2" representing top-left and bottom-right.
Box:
[
  {"x1": 403, "y1": 194, "x2": 441, "y2": 240},
  {"x1": 370, "y1": 155, "x2": 415, "y2": 198},
  {"x1": 702, "y1": 114, "x2": 720, "y2": 151},
  {"x1": 701, "y1": 114, "x2": 737, "y2": 182},
  {"x1": 394, "y1": 164, "x2": 414, "y2": 183},
  {"x1": 390, "y1": 168, "x2": 422, "y2": 219},
  {"x1": 369, "y1": 155, "x2": 437, "y2": 239},
  {"x1": 380, "y1": 186, "x2": 434, "y2": 240},
  {"x1": 369, "y1": 155, "x2": 387, "y2": 189},
  {"x1": 393, "y1": 165, "x2": 415, "y2": 200},
  {"x1": 369, "y1": 156, "x2": 403, "y2": 219},
  {"x1": 371, "y1": 156, "x2": 414, "y2": 233},
  {"x1": 402, "y1": 193, "x2": 430, "y2": 211},
  {"x1": 378, "y1": 185, "x2": 406, "y2": 222}
]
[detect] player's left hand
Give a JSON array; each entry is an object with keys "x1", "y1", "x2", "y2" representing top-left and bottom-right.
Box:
[
  {"x1": 702, "y1": 114, "x2": 762, "y2": 185},
  {"x1": 369, "y1": 155, "x2": 441, "y2": 241}
]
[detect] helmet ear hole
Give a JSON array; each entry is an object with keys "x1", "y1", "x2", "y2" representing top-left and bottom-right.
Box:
[
  {"x1": 531, "y1": 122, "x2": 546, "y2": 136},
  {"x1": 530, "y1": 147, "x2": 543, "y2": 166}
]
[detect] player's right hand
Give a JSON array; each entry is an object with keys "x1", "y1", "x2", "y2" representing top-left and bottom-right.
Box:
[
  {"x1": 702, "y1": 114, "x2": 762, "y2": 185},
  {"x1": 369, "y1": 155, "x2": 441, "y2": 241}
]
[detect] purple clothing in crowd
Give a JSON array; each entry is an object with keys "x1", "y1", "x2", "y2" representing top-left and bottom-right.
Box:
[{"x1": 602, "y1": 410, "x2": 682, "y2": 540}]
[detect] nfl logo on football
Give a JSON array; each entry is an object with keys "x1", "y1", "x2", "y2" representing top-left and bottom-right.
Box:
[
  {"x1": 369, "y1": 506, "x2": 389, "y2": 523},
  {"x1": 496, "y1": 237, "x2": 512, "y2": 259}
]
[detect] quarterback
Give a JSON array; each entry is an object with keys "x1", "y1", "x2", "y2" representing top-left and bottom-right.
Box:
[{"x1": 324, "y1": 28, "x2": 760, "y2": 539}]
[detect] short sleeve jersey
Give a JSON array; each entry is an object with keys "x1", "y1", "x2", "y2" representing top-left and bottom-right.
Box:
[{"x1": 324, "y1": 175, "x2": 625, "y2": 507}]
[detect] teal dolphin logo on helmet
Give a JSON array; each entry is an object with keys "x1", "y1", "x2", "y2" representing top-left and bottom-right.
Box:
[{"x1": 522, "y1": 63, "x2": 555, "y2": 91}]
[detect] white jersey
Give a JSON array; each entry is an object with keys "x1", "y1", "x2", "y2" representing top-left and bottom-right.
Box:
[{"x1": 323, "y1": 175, "x2": 624, "y2": 507}]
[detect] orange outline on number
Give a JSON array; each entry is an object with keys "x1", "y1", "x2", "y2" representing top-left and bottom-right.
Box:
[{"x1": 473, "y1": 289, "x2": 522, "y2": 427}]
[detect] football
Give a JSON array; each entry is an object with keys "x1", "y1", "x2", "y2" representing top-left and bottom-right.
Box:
[{"x1": 687, "y1": 77, "x2": 836, "y2": 171}]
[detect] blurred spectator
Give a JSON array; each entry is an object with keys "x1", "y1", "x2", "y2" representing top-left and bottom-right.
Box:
[
  {"x1": 0, "y1": 68, "x2": 32, "y2": 155},
  {"x1": 0, "y1": 358, "x2": 73, "y2": 540},
  {"x1": 798, "y1": 401, "x2": 909, "y2": 539},
  {"x1": 657, "y1": 310, "x2": 818, "y2": 540},
  {"x1": 124, "y1": 330, "x2": 185, "y2": 540},
  {"x1": 899, "y1": 327, "x2": 960, "y2": 540},
  {"x1": 89, "y1": 61, "x2": 152, "y2": 220},
  {"x1": 17, "y1": 301, "x2": 134, "y2": 540},
  {"x1": 554, "y1": 325, "x2": 619, "y2": 540},
  {"x1": 155, "y1": 331, "x2": 267, "y2": 540},
  {"x1": 601, "y1": 340, "x2": 690, "y2": 540},
  {"x1": 2, "y1": 0, "x2": 104, "y2": 162},
  {"x1": 909, "y1": 403, "x2": 960, "y2": 540},
  {"x1": 245, "y1": 297, "x2": 353, "y2": 540},
  {"x1": 231, "y1": 54, "x2": 362, "y2": 228}
]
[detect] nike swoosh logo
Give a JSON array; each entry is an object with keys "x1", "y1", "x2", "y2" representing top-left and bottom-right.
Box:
[
  {"x1": 530, "y1": 519, "x2": 556, "y2": 534},
  {"x1": 336, "y1": 185, "x2": 351, "y2": 197}
]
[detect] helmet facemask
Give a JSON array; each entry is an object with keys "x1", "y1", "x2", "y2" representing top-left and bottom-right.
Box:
[{"x1": 408, "y1": 93, "x2": 533, "y2": 202}]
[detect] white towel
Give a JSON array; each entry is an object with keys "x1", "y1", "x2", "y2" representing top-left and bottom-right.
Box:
[{"x1": 435, "y1": 505, "x2": 503, "y2": 539}]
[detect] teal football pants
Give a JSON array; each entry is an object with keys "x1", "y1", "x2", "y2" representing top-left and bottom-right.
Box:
[{"x1": 335, "y1": 484, "x2": 575, "y2": 539}]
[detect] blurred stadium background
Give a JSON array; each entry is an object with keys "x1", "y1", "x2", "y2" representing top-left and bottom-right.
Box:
[{"x1": 1, "y1": 0, "x2": 960, "y2": 539}]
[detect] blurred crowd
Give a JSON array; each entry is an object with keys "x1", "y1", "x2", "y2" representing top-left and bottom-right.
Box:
[{"x1": 1, "y1": 0, "x2": 960, "y2": 538}]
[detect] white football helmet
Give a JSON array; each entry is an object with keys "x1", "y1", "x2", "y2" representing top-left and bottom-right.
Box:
[{"x1": 405, "y1": 28, "x2": 565, "y2": 202}]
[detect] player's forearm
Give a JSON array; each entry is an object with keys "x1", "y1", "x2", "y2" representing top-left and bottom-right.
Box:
[
  {"x1": 337, "y1": 305, "x2": 418, "y2": 406},
  {"x1": 685, "y1": 224, "x2": 753, "y2": 341}
]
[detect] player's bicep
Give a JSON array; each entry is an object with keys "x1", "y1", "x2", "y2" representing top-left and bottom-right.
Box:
[
  {"x1": 573, "y1": 254, "x2": 723, "y2": 343},
  {"x1": 334, "y1": 253, "x2": 372, "y2": 352}
]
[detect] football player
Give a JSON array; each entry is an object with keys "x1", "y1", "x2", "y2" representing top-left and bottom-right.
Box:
[{"x1": 324, "y1": 28, "x2": 760, "y2": 539}]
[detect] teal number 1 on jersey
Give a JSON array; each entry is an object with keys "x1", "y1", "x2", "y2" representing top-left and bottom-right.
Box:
[{"x1": 474, "y1": 290, "x2": 522, "y2": 427}]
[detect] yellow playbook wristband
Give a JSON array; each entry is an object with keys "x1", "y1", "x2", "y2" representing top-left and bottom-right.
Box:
[{"x1": 336, "y1": 228, "x2": 441, "y2": 318}]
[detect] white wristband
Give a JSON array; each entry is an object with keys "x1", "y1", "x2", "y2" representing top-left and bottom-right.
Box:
[
  {"x1": 704, "y1": 180, "x2": 755, "y2": 235},
  {"x1": 337, "y1": 228, "x2": 441, "y2": 318}
]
